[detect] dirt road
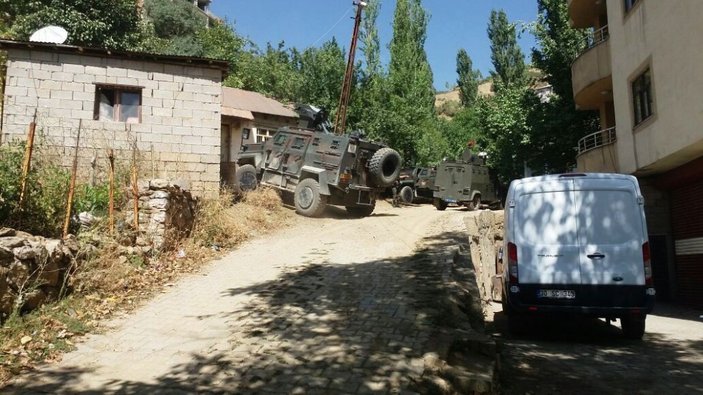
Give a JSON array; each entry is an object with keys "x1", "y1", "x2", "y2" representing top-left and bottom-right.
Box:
[
  {"x1": 7, "y1": 202, "x2": 487, "y2": 394},
  {"x1": 490, "y1": 302, "x2": 703, "y2": 394}
]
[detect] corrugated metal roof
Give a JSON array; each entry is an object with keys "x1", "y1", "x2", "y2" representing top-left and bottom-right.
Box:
[{"x1": 222, "y1": 87, "x2": 298, "y2": 119}]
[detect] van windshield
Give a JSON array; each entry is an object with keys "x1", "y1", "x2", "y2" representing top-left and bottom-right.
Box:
[
  {"x1": 516, "y1": 190, "x2": 577, "y2": 245},
  {"x1": 576, "y1": 190, "x2": 641, "y2": 244}
]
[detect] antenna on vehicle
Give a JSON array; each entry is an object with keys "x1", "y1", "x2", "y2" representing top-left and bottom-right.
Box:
[{"x1": 29, "y1": 26, "x2": 68, "y2": 44}]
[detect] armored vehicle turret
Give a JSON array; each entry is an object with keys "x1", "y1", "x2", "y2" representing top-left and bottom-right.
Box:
[{"x1": 235, "y1": 105, "x2": 402, "y2": 218}]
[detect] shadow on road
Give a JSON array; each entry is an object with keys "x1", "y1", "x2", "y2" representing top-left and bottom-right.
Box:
[
  {"x1": 6, "y1": 231, "x2": 487, "y2": 394},
  {"x1": 490, "y1": 305, "x2": 703, "y2": 394}
]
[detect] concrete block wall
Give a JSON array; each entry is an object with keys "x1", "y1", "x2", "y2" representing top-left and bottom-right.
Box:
[{"x1": 1, "y1": 48, "x2": 223, "y2": 197}]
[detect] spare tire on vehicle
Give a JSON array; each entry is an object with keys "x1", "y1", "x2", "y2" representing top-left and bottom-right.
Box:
[{"x1": 368, "y1": 147, "x2": 402, "y2": 187}]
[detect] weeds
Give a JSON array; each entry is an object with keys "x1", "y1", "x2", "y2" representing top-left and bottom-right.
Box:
[{"x1": 0, "y1": 187, "x2": 293, "y2": 385}]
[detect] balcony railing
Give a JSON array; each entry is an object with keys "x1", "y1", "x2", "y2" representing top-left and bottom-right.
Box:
[
  {"x1": 577, "y1": 127, "x2": 617, "y2": 155},
  {"x1": 586, "y1": 25, "x2": 609, "y2": 49}
]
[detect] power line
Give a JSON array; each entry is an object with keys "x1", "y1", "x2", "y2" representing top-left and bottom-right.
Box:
[{"x1": 311, "y1": 6, "x2": 354, "y2": 47}]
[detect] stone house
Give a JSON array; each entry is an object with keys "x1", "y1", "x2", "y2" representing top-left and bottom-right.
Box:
[
  {"x1": 220, "y1": 87, "x2": 298, "y2": 187},
  {"x1": 0, "y1": 39, "x2": 228, "y2": 197}
]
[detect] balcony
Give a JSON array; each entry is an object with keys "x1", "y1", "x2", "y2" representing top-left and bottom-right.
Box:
[
  {"x1": 568, "y1": 0, "x2": 608, "y2": 28},
  {"x1": 576, "y1": 127, "x2": 619, "y2": 172},
  {"x1": 572, "y1": 25, "x2": 612, "y2": 110}
]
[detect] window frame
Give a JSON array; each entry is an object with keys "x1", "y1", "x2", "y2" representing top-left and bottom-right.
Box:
[
  {"x1": 624, "y1": 0, "x2": 642, "y2": 14},
  {"x1": 94, "y1": 84, "x2": 143, "y2": 123},
  {"x1": 631, "y1": 68, "x2": 654, "y2": 127}
]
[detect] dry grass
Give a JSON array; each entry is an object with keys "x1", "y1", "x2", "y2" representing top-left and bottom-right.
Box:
[{"x1": 0, "y1": 187, "x2": 293, "y2": 385}]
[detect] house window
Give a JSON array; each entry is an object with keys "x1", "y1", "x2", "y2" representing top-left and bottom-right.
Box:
[
  {"x1": 632, "y1": 68, "x2": 653, "y2": 126},
  {"x1": 94, "y1": 85, "x2": 142, "y2": 123},
  {"x1": 624, "y1": 0, "x2": 641, "y2": 13},
  {"x1": 256, "y1": 128, "x2": 276, "y2": 143}
]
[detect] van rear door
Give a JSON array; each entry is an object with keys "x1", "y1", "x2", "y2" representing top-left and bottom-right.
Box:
[
  {"x1": 573, "y1": 178, "x2": 646, "y2": 286},
  {"x1": 514, "y1": 179, "x2": 581, "y2": 285}
]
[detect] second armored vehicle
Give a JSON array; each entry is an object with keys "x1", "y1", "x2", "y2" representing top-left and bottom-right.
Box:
[
  {"x1": 432, "y1": 147, "x2": 499, "y2": 211},
  {"x1": 235, "y1": 105, "x2": 402, "y2": 218}
]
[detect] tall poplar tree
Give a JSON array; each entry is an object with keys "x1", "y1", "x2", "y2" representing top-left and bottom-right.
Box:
[
  {"x1": 456, "y1": 49, "x2": 481, "y2": 107},
  {"x1": 487, "y1": 9, "x2": 527, "y2": 91},
  {"x1": 386, "y1": 0, "x2": 438, "y2": 164},
  {"x1": 528, "y1": 0, "x2": 599, "y2": 173}
]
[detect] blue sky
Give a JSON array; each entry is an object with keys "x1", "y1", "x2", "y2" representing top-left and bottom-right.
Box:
[{"x1": 210, "y1": 0, "x2": 539, "y2": 91}]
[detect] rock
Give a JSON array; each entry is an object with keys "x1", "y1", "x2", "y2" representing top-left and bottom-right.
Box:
[
  {"x1": 0, "y1": 227, "x2": 15, "y2": 237},
  {"x1": 13, "y1": 245, "x2": 38, "y2": 261},
  {"x1": 0, "y1": 291, "x2": 15, "y2": 316},
  {"x1": 0, "y1": 246, "x2": 14, "y2": 265},
  {"x1": 22, "y1": 288, "x2": 47, "y2": 311},
  {"x1": 118, "y1": 255, "x2": 128, "y2": 265},
  {"x1": 7, "y1": 261, "x2": 30, "y2": 288},
  {"x1": 0, "y1": 237, "x2": 27, "y2": 250},
  {"x1": 152, "y1": 190, "x2": 170, "y2": 199},
  {"x1": 38, "y1": 260, "x2": 60, "y2": 287},
  {"x1": 148, "y1": 198, "x2": 169, "y2": 210},
  {"x1": 150, "y1": 179, "x2": 169, "y2": 189},
  {"x1": 78, "y1": 212, "x2": 100, "y2": 228},
  {"x1": 138, "y1": 180, "x2": 151, "y2": 193}
]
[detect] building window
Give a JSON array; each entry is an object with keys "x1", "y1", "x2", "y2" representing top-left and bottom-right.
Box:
[
  {"x1": 632, "y1": 68, "x2": 653, "y2": 126},
  {"x1": 94, "y1": 85, "x2": 142, "y2": 123},
  {"x1": 624, "y1": 0, "x2": 641, "y2": 13},
  {"x1": 256, "y1": 128, "x2": 276, "y2": 143}
]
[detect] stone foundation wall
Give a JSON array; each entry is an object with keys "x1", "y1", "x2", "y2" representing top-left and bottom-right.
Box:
[
  {"x1": 124, "y1": 179, "x2": 196, "y2": 251},
  {"x1": 0, "y1": 228, "x2": 78, "y2": 320},
  {"x1": 465, "y1": 210, "x2": 504, "y2": 304}
]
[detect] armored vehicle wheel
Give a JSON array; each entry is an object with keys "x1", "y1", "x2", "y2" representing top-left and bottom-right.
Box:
[
  {"x1": 236, "y1": 164, "x2": 258, "y2": 192},
  {"x1": 346, "y1": 203, "x2": 375, "y2": 218},
  {"x1": 294, "y1": 178, "x2": 327, "y2": 217},
  {"x1": 434, "y1": 198, "x2": 448, "y2": 211},
  {"x1": 468, "y1": 194, "x2": 481, "y2": 211},
  {"x1": 399, "y1": 186, "x2": 414, "y2": 204},
  {"x1": 368, "y1": 148, "x2": 402, "y2": 187}
]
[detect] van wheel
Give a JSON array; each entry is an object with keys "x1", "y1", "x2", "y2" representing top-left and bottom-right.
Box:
[
  {"x1": 621, "y1": 315, "x2": 646, "y2": 340},
  {"x1": 294, "y1": 178, "x2": 327, "y2": 217},
  {"x1": 507, "y1": 312, "x2": 528, "y2": 336},
  {"x1": 236, "y1": 164, "x2": 258, "y2": 192},
  {"x1": 434, "y1": 198, "x2": 447, "y2": 211},
  {"x1": 399, "y1": 186, "x2": 414, "y2": 204}
]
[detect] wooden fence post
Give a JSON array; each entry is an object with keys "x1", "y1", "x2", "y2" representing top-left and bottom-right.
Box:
[{"x1": 63, "y1": 120, "x2": 82, "y2": 238}]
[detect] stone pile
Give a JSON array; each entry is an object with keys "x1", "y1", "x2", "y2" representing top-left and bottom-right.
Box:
[
  {"x1": 465, "y1": 210, "x2": 504, "y2": 304},
  {"x1": 0, "y1": 228, "x2": 78, "y2": 320},
  {"x1": 125, "y1": 179, "x2": 196, "y2": 251}
]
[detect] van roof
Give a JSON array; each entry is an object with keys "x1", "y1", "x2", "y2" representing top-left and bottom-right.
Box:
[{"x1": 510, "y1": 172, "x2": 638, "y2": 187}]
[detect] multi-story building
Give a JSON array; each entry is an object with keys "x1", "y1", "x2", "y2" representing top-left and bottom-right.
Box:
[{"x1": 569, "y1": 0, "x2": 703, "y2": 309}]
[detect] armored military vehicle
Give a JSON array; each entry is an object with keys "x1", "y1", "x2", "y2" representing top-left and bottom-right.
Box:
[
  {"x1": 235, "y1": 105, "x2": 402, "y2": 218},
  {"x1": 432, "y1": 147, "x2": 499, "y2": 211},
  {"x1": 397, "y1": 167, "x2": 436, "y2": 204}
]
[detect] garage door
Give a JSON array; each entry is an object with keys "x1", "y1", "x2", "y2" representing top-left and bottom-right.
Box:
[{"x1": 671, "y1": 179, "x2": 703, "y2": 309}]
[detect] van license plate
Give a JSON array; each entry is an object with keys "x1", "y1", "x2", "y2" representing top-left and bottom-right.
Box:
[{"x1": 537, "y1": 289, "x2": 576, "y2": 299}]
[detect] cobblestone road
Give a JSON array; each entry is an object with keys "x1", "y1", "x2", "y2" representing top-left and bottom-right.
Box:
[
  {"x1": 489, "y1": 302, "x2": 703, "y2": 394},
  {"x1": 7, "y1": 202, "x2": 488, "y2": 394}
]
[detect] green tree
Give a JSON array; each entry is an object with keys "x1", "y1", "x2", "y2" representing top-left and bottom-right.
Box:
[
  {"x1": 197, "y1": 21, "x2": 247, "y2": 87},
  {"x1": 478, "y1": 87, "x2": 538, "y2": 183},
  {"x1": 142, "y1": 0, "x2": 209, "y2": 56},
  {"x1": 296, "y1": 38, "x2": 346, "y2": 114},
  {"x1": 441, "y1": 106, "x2": 481, "y2": 160},
  {"x1": 528, "y1": 0, "x2": 599, "y2": 172},
  {"x1": 385, "y1": 0, "x2": 437, "y2": 165},
  {"x1": 0, "y1": 0, "x2": 142, "y2": 49},
  {"x1": 487, "y1": 9, "x2": 527, "y2": 91},
  {"x1": 456, "y1": 49, "x2": 481, "y2": 107}
]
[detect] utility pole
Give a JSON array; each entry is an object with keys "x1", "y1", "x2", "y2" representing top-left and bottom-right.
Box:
[{"x1": 334, "y1": 1, "x2": 367, "y2": 135}]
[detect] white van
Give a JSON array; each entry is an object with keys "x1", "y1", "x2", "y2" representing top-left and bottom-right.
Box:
[{"x1": 501, "y1": 173, "x2": 655, "y2": 339}]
